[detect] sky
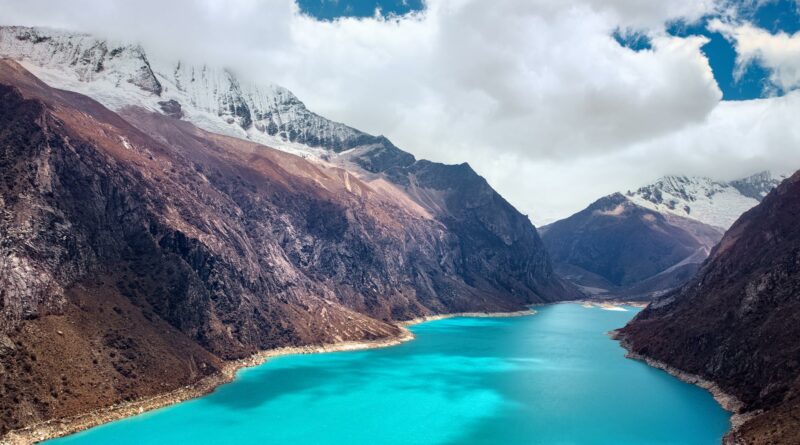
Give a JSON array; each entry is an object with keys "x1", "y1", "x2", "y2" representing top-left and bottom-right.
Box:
[{"x1": 2, "y1": 0, "x2": 800, "y2": 224}]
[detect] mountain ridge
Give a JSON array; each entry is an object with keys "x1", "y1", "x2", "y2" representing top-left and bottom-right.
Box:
[
  {"x1": 0, "y1": 25, "x2": 575, "y2": 304},
  {"x1": 0, "y1": 26, "x2": 392, "y2": 159},
  {"x1": 540, "y1": 192, "x2": 725, "y2": 299},
  {"x1": 540, "y1": 172, "x2": 783, "y2": 300}
]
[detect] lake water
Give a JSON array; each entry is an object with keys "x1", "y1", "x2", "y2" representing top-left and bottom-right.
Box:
[{"x1": 47, "y1": 304, "x2": 730, "y2": 445}]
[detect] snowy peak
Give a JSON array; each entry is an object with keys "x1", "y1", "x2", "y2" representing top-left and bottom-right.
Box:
[
  {"x1": 0, "y1": 26, "x2": 380, "y2": 157},
  {"x1": 541, "y1": 171, "x2": 783, "y2": 299},
  {"x1": 0, "y1": 26, "x2": 162, "y2": 96},
  {"x1": 159, "y1": 60, "x2": 377, "y2": 151},
  {"x1": 625, "y1": 172, "x2": 784, "y2": 230}
]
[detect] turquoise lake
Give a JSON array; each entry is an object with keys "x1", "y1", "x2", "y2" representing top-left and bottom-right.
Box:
[{"x1": 47, "y1": 304, "x2": 730, "y2": 445}]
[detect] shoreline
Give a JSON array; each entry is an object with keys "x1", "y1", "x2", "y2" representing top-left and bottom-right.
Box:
[
  {"x1": 399, "y1": 308, "x2": 536, "y2": 326},
  {"x1": 1, "y1": 309, "x2": 535, "y2": 445},
  {"x1": 6, "y1": 307, "x2": 740, "y2": 444},
  {"x1": 610, "y1": 331, "x2": 759, "y2": 445},
  {"x1": 576, "y1": 299, "x2": 649, "y2": 309}
]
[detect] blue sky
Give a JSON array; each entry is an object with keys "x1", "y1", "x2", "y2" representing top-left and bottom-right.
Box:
[
  {"x1": 300, "y1": 0, "x2": 800, "y2": 101},
  {"x1": 667, "y1": 0, "x2": 800, "y2": 100},
  {"x1": 297, "y1": 0, "x2": 423, "y2": 20}
]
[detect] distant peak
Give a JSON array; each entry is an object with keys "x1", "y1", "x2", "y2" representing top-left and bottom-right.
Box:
[
  {"x1": 624, "y1": 171, "x2": 783, "y2": 229},
  {"x1": 729, "y1": 170, "x2": 785, "y2": 201}
]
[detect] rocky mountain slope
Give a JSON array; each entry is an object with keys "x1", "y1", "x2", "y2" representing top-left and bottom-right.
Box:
[
  {"x1": 541, "y1": 173, "x2": 782, "y2": 300},
  {"x1": 0, "y1": 25, "x2": 566, "y2": 307},
  {"x1": 0, "y1": 45, "x2": 575, "y2": 437},
  {"x1": 616, "y1": 170, "x2": 800, "y2": 444},
  {"x1": 540, "y1": 193, "x2": 725, "y2": 300}
]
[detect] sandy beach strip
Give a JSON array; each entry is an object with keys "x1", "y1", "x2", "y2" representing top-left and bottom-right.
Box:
[{"x1": 576, "y1": 300, "x2": 650, "y2": 311}]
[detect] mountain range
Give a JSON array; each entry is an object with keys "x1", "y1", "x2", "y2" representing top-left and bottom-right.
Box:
[
  {"x1": 0, "y1": 26, "x2": 392, "y2": 161},
  {"x1": 0, "y1": 26, "x2": 577, "y2": 435},
  {"x1": 541, "y1": 173, "x2": 784, "y2": 299}
]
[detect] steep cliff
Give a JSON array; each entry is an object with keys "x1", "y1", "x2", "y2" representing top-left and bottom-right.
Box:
[
  {"x1": 0, "y1": 25, "x2": 571, "y2": 306},
  {"x1": 617, "y1": 171, "x2": 800, "y2": 444}
]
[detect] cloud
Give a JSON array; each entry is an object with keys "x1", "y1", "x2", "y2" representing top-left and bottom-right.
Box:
[
  {"x1": 709, "y1": 19, "x2": 800, "y2": 93},
  {"x1": 278, "y1": 1, "x2": 724, "y2": 161},
  {"x1": 498, "y1": 90, "x2": 800, "y2": 224},
  {"x1": 1, "y1": 0, "x2": 798, "y2": 225}
]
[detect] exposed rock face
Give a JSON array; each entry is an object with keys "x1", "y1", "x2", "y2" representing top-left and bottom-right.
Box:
[
  {"x1": 0, "y1": 60, "x2": 572, "y2": 435},
  {"x1": 618, "y1": 171, "x2": 800, "y2": 444},
  {"x1": 728, "y1": 171, "x2": 783, "y2": 201},
  {"x1": 0, "y1": 26, "x2": 573, "y2": 308},
  {"x1": 397, "y1": 160, "x2": 572, "y2": 299},
  {"x1": 157, "y1": 99, "x2": 182, "y2": 118},
  {"x1": 540, "y1": 193, "x2": 724, "y2": 299}
]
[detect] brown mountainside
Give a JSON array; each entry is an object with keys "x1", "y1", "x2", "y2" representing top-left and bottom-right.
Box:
[
  {"x1": 541, "y1": 193, "x2": 724, "y2": 300},
  {"x1": 0, "y1": 59, "x2": 574, "y2": 435},
  {"x1": 617, "y1": 171, "x2": 800, "y2": 444}
]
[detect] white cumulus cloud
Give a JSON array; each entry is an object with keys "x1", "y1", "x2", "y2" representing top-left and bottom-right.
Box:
[{"x1": 709, "y1": 18, "x2": 800, "y2": 94}]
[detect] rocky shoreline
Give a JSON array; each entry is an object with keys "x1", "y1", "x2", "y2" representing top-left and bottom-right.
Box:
[
  {"x1": 0, "y1": 310, "x2": 535, "y2": 445},
  {"x1": 610, "y1": 331, "x2": 759, "y2": 445}
]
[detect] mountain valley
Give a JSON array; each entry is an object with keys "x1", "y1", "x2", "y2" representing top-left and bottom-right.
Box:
[{"x1": 0, "y1": 38, "x2": 574, "y2": 436}]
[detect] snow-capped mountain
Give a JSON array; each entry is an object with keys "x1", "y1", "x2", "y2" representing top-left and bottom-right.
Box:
[
  {"x1": 541, "y1": 171, "x2": 785, "y2": 300},
  {"x1": 2, "y1": 26, "x2": 783, "y2": 231},
  {"x1": 0, "y1": 26, "x2": 380, "y2": 158},
  {"x1": 625, "y1": 172, "x2": 785, "y2": 230},
  {"x1": 728, "y1": 171, "x2": 785, "y2": 200}
]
